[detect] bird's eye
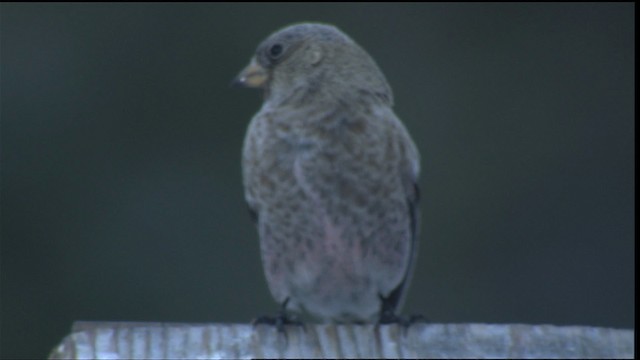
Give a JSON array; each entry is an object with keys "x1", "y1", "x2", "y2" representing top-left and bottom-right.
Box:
[{"x1": 268, "y1": 44, "x2": 284, "y2": 59}]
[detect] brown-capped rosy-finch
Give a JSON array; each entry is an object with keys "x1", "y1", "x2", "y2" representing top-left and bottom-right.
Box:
[{"x1": 234, "y1": 23, "x2": 420, "y2": 323}]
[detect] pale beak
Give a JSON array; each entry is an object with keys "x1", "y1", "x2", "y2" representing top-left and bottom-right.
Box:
[{"x1": 232, "y1": 57, "x2": 269, "y2": 88}]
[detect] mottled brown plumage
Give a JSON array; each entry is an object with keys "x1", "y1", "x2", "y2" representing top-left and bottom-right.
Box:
[{"x1": 235, "y1": 23, "x2": 420, "y2": 322}]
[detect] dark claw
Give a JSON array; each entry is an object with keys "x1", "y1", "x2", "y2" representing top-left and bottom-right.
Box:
[
  {"x1": 377, "y1": 311, "x2": 430, "y2": 336},
  {"x1": 252, "y1": 313, "x2": 304, "y2": 333},
  {"x1": 378, "y1": 307, "x2": 401, "y2": 325},
  {"x1": 252, "y1": 297, "x2": 305, "y2": 335},
  {"x1": 377, "y1": 290, "x2": 429, "y2": 328}
]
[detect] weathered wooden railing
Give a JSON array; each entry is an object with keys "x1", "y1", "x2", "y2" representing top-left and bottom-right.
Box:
[{"x1": 49, "y1": 321, "x2": 634, "y2": 359}]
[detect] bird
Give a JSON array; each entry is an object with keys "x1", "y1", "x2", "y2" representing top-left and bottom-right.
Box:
[{"x1": 234, "y1": 23, "x2": 421, "y2": 324}]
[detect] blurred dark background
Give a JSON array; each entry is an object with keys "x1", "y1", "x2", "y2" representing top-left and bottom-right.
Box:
[{"x1": 0, "y1": 3, "x2": 634, "y2": 358}]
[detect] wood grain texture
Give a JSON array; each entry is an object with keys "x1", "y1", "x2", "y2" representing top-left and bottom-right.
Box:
[{"x1": 49, "y1": 322, "x2": 634, "y2": 359}]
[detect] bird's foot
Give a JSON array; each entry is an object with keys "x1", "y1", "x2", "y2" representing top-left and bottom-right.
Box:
[
  {"x1": 377, "y1": 311, "x2": 429, "y2": 335},
  {"x1": 252, "y1": 312, "x2": 305, "y2": 333},
  {"x1": 252, "y1": 297, "x2": 305, "y2": 335}
]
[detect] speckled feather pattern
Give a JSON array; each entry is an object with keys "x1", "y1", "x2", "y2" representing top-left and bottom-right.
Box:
[{"x1": 239, "y1": 23, "x2": 420, "y2": 322}]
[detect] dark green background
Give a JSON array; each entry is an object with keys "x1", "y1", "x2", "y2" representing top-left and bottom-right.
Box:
[{"x1": 1, "y1": 3, "x2": 634, "y2": 358}]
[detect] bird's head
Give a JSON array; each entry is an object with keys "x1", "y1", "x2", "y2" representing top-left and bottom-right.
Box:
[{"x1": 233, "y1": 23, "x2": 393, "y2": 107}]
